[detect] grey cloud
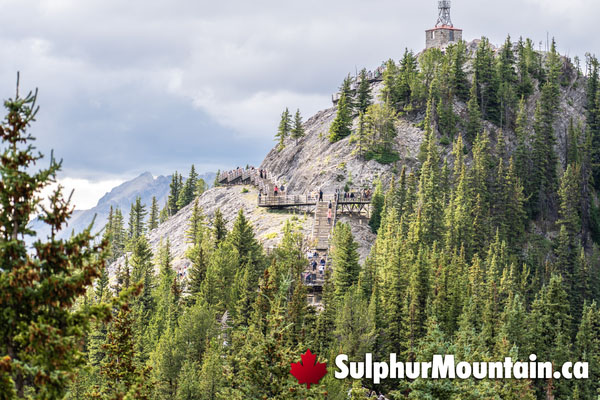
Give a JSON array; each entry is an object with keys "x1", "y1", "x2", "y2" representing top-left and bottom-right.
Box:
[{"x1": 0, "y1": 0, "x2": 598, "y2": 181}]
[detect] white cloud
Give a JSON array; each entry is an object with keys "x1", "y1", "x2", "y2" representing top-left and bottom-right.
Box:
[{"x1": 40, "y1": 177, "x2": 124, "y2": 210}]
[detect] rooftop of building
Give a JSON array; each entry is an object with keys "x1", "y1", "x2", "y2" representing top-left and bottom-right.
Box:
[{"x1": 426, "y1": 25, "x2": 463, "y2": 31}]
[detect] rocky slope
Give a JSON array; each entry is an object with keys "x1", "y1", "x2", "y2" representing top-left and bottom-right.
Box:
[
  {"x1": 108, "y1": 184, "x2": 376, "y2": 280},
  {"x1": 108, "y1": 40, "x2": 591, "y2": 279},
  {"x1": 260, "y1": 90, "x2": 423, "y2": 194}
]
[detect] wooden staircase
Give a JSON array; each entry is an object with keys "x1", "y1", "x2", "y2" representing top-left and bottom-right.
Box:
[{"x1": 312, "y1": 200, "x2": 334, "y2": 251}]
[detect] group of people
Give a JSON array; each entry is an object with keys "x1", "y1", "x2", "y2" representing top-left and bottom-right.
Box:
[
  {"x1": 304, "y1": 250, "x2": 326, "y2": 284},
  {"x1": 309, "y1": 189, "x2": 324, "y2": 202},
  {"x1": 335, "y1": 187, "x2": 372, "y2": 200}
]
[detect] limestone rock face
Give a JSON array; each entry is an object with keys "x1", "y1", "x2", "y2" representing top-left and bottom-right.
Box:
[
  {"x1": 108, "y1": 44, "x2": 590, "y2": 280},
  {"x1": 260, "y1": 102, "x2": 423, "y2": 195},
  {"x1": 109, "y1": 185, "x2": 313, "y2": 278}
]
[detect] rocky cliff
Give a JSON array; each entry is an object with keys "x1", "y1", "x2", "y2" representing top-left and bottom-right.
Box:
[{"x1": 108, "y1": 40, "x2": 591, "y2": 279}]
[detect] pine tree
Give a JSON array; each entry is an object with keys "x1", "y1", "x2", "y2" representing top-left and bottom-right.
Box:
[
  {"x1": 516, "y1": 36, "x2": 534, "y2": 98},
  {"x1": 334, "y1": 286, "x2": 372, "y2": 358},
  {"x1": 187, "y1": 198, "x2": 205, "y2": 246},
  {"x1": 101, "y1": 301, "x2": 138, "y2": 398},
  {"x1": 513, "y1": 98, "x2": 532, "y2": 209},
  {"x1": 196, "y1": 339, "x2": 225, "y2": 399},
  {"x1": 149, "y1": 239, "x2": 177, "y2": 342},
  {"x1": 186, "y1": 230, "x2": 213, "y2": 298},
  {"x1": 168, "y1": 172, "x2": 183, "y2": 216},
  {"x1": 128, "y1": 196, "x2": 147, "y2": 243},
  {"x1": 178, "y1": 164, "x2": 198, "y2": 209},
  {"x1": 212, "y1": 208, "x2": 228, "y2": 246},
  {"x1": 228, "y1": 209, "x2": 263, "y2": 279},
  {"x1": 363, "y1": 101, "x2": 398, "y2": 162},
  {"x1": 275, "y1": 108, "x2": 291, "y2": 149},
  {"x1": 329, "y1": 90, "x2": 353, "y2": 143},
  {"x1": 573, "y1": 301, "x2": 600, "y2": 398},
  {"x1": 403, "y1": 248, "x2": 430, "y2": 357},
  {"x1": 159, "y1": 202, "x2": 169, "y2": 224},
  {"x1": 314, "y1": 269, "x2": 337, "y2": 355},
  {"x1": 0, "y1": 79, "x2": 112, "y2": 398},
  {"x1": 586, "y1": 55, "x2": 600, "y2": 188},
  {"x1": 474, "y1": 37, "x2": 500, "y2": 124},
  {"x1": 530, "y1": 83, "x2": 559, "y2": 217},
  {"x1": 148, "y1": 196, "x2": 159, "y2": 231},
  {"x1": 465, "y1": 75, "x2": 482, "y2": 141},
  {"x1": 356, "y1": 68, "x2": 373, "y2": 114},
  {"x1": 449, "y1": 41, "x2": 469, "y2": 101},
  {"x1": 368, "y1": 180, "x2": 384, "y2": 233},
  {"x1": 331, "y1": 223, "x2": 360, "y2": 299},
  {"x1": 353, "y1": 111, "x2": 367, "y2": 158},
  {"x1": 381, "y1": 59, "x2": 399, "y2": 107},
  {"x1": 496, "y1": 35, "x2": 518, "y2": 129},
  {"x1": 417, "y1": 130, "x2": 444, "y2": 246},
  {"x1": 290, "y1": 109, "x2": 305, "y2": 145}
]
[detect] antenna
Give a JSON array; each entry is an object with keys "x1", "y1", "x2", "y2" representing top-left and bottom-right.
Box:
[{"x1": 436, "y1": 0, "x2": 453, "y2": 27}]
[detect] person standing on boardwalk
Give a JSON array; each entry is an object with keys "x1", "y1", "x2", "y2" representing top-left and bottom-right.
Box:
[
  {"x1": 319, "y1": 189, "x2": 323, "y2": 202},
  {"x1": 274, "y1": 185, "x2": 278, "y2": 196},
  {"x1": 327, "y1": 208, "x2": 332, "y2": 225}
]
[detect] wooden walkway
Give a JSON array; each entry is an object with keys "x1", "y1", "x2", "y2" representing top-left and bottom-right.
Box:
[{"x1": 217, "y1": 167, "x2": 371, "y2": 304}]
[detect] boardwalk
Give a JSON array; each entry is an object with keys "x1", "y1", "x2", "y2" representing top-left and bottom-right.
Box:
[{"x1": 217, "y1": 166, "x2": 371, "y2": 304}]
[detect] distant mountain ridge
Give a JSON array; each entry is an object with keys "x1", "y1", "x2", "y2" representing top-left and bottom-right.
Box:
[{"x1": 28, "y1": 171, "x2": 215, "y2": 243}]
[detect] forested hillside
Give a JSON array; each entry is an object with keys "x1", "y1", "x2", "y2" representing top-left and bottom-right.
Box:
[{"x1": 3, "y1": 34, "x2": 600, "y2": 399}]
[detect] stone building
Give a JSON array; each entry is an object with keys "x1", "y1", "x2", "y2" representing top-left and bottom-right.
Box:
[
  {"x1": 425, "y1": 0, "x2": 463, "y2": 49},
  {"x1": 425, "y1": 26, "x2": 463, "y2": 49}
]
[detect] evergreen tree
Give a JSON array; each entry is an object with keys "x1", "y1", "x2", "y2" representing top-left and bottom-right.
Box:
[
  {"x1": 381, "y1": 59, "x2": 399, "y2": 107},
  {"x1": 496, "y1": 35, "x2": 518, "y2": 129},
  {"x1": 0, "y1": 80, "x2": 111, "y2": 398},
  {"x1": 417, "y1": 130, "x2": 443, "y2": 246},
  {"x1": 101, "y1": 302, "x2": 138, "y2": 398},
  {"x1": 168, "y1": 172, "x2": 183, "y2": 216},
  {"x1": 331, "y1": 223, "x2": 361, "y2": 299},
  {"x1": 275, "y1": 107, "x2": 291, "y2": 149},
  {"x1": 178, "y1": 164, "x2": 198, "y2": 209},
  {"x1": 449, "y1": 41, "x2": 469, "y2": 101},
  {"x1": 148, "y1": 196, "x2": 159, "y2": 231},
  {"x1": 329, "y1": 91, "x2": 353, "y2": 143},
  {"x1": 212, "y1": 208, "x2": 228, "y2": 246},
  {"x1": 516, "y1": 36, "x2": 534, "y2": 98},
  {"x1": 466, "y1": 75, "x2": 482, "y2": 141},
  {"x1": 228, "y1": 209, "x2": 263, "y2": 280},
  {"x1": 196, "y1": 339, "x2": 225, "y2": 400},
  {"x1": 334, "y1": 286, "x2": 372, "y2": 359},
  {"x1": 187, "y1": 198, "x2": 205, "y2": 246},
  {"x1": 127, "y1": 196, "x2": 147, "y2": 242},
  {"x1": 290, "y1": 109, "x2": 305, "y2": 145},
  {"x1": 356, "y1": 68, "x2": 373, "y2": 114},
  {"x1": 586, "y1": 55, "x2": 600, "y2": 188},
  {"x1": 363, "y1": 101, "x2": 398, "y2": 163},
  {"x1": 474, "y1": 37, "x2": 500, "y2": 123},
  {"x1": 530, "y1": 83, "x2": 559, "y2": 217},
  {"x1": 187, "y1": 230, "x2": 213, "y2": 298},
  {"x1": 398, "y1": 49, "x2": 419, "y2": 108},
  {"x1": 369, "y1": 180, "x2": 385, "y2": 233},
  {"x1": 159, "y1": 202, "x2": 169, "y2": 224}
]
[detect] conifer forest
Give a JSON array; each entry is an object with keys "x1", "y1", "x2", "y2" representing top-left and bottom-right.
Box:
[{"x1": 3, "y1": 34, "x2": 600, "y2": 399}]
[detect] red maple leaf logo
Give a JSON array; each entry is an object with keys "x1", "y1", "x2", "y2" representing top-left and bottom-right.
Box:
[{"x1": 290, "y1": 349, "x2": 327, "y2": 389}]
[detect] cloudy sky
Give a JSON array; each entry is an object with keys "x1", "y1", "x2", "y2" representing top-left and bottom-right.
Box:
[{"x1": 1, "y1": 0, "x2": 599, "y2": 208}]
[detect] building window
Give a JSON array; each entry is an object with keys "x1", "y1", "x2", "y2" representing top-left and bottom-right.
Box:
[{"x1": 450, "y1": 31, "x2": 454, "y2": 41}]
